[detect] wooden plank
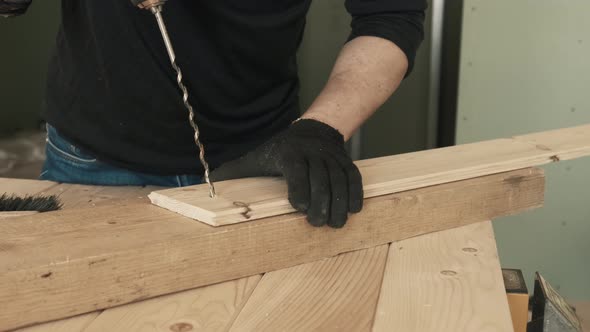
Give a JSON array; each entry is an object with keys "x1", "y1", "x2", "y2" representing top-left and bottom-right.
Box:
[
  {"x1": 229, "y1": 245, "x2": 389, "y2": 332},
  {"x1": 44, "y1": 183, "x2": 259, "y2": 332},
  {"x1": 372, "y1": 221, "x2": 513, "y2": 332},
  {"x1": 42, "y1": 182, "x2": 155, "y2": 209},
  {"x1": 0, "y1": 168, "x2": 544, "y2": 331},
  {"x1": 10, "y1": 182, "x2": 155, "y2": 332},
  {"x1": 83, "y1": 275, "x2": 261, "y2": 332},
  {"x1": 149, "y1": 123, "x2": 590, "y2": 226},
  {"x1": 0, "y1": 211, "x2": 38, "y2": 220},
  {"x1": 15, "y1": 313, "x2": 101, "y2": 332},
  {"x1": 0, "y1": 178, "x2": 57, "y2": 196}
]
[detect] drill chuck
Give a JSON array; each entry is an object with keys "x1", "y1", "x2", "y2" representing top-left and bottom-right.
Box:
[{"x1": 131, "y1": 0, "x2": 167, "y2": 10}]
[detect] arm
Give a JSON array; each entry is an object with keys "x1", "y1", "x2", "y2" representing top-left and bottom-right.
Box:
[
  {"x1": 302, "y1": 35, "x2": 408, "y2": 141},
  {"x1": 212, "y1": 6, "x2": 426, "y2": 228},
  {"x1": 303, "y1": 4, "x2": 426, "y2": 140}
]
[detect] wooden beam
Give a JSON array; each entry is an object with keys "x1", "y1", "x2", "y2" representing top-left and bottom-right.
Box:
[
  {"x1": 6, "y1": 181, "x2": 155, "y2": 332},
  {"x1": 0, "y1": 168, "x2": 544, "y2": 331},
  {"x1": 149, "y1": 123, "x2": 590, "y2": 226},
  {"x1": 0, "y1": 211, "x2": 39, "y2": 220},
  {"x1": 7, "y1": 180, "x2": 260, "y2": 332},
  {"x1": 0, "y1": 178, "x2": 57, "y2": 197},
  {"x1": 372, "y1": 221, "x2": 513, "y2": 332}
]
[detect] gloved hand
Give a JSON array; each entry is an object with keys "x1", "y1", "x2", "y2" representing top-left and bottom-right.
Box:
[
  {"x1": 0, "y1": 0, "x2": 32, "y2": 17},
  {"x1": 211, "y1": 119, "x2": 363, "y2": 228}
]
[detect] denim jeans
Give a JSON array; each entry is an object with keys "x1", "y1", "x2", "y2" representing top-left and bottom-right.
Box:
[{"x1": 40, "y1": 125, "x2": 202, "y2": 187}]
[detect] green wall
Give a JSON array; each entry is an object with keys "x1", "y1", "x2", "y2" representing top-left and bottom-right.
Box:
[
  {"x1": 457, "y1": 0, "x2": 590, "y2": 300},
  {"x1": 0, "y1": 2, "x2": 60, "y2": 137}
]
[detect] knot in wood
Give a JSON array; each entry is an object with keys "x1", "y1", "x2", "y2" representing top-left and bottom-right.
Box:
[{"x1": 169, "y1": 322, "x2": 193, "y2": 332}]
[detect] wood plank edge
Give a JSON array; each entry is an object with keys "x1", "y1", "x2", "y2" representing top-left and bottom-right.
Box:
[
  {"x1": 0, "y1": 211, "x2": 39, "y2": 220},
  {"x1": 0, "y1": 168, "x2": 545, "y2": 330},
  {"x1": 148, "y1": 191, "x2": 216, "y2": 224}
]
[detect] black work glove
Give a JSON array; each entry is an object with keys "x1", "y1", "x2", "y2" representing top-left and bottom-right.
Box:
[
  {"x1": 211, "y1": 119, "x2": 363, "y2": 228},
  {"x1": 0, "y1": 0, "x2": 31, "y2": 17}
]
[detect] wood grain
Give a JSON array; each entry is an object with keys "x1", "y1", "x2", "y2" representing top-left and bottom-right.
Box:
[
  {"x1": 16, "y1": 313, "x2": 100, "y2": 332},
  {"x1": 83, "y1": 275, "x2": 261, "y2": 332},
  {"x1": 372, "y1": 221, "x2": 513, "y2": 332},
  {"x1": 0, "y1": 211, "x2": 38, "y2": 220},
  {"x1": 229, "y1": 245, "x2": 389, "y2": 332},
  {"x1": 0, "y1": 168, "x2": 544, "y2": 330},
  {"x1": 149, "y1": 123, "x2": 590, "y2": 226},
  {"x1": 0, "y1": 178, "x2": 57, "y2": 196},
  {"x1": 42, "y1": 182, "x2": 155, "y2": 209},
  {"x1": 8, "y1": 181, "x2": 155, "y2": 332}
]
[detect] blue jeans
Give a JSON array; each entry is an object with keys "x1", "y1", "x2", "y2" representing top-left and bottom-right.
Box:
[{"x1": 40, "y1": 125, "x2": 202, "y2": 187}]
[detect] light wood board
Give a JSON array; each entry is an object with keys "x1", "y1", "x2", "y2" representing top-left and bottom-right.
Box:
[
  {"x1": 149, "y1": 123, "x2": 590, "y2": 226},
  {"x1": 83, "y1": 275, "x2": 261, "y2": 332},
  {"x1": 229, "y1": 245, "x2": 389, "y2": 332},
  {"x1": 372, "y1": 221, "x2": 513, "y2": 332},
  {"x1": 0, "y1": 177, "x2": 57, "y2": 197},
  {"x1": 0, "y1": 211, "x2": 39, "y2": 220},
  {"x1": 0, "y1": 168, "x2": 544, "y2": 330},
  {"x1": 7, "y1": 181, "x2": 154, "y2": 332},
  {"x1": 15, "y1": 313, "x2": 100, "y2": 332}
]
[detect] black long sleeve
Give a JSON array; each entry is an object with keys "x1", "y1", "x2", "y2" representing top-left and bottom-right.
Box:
[
  {"x1": 346, "y1": 0, "x2": 427, "y2": 75},
  {"x1": 45, "y1": 1, "x2": 426, "y2": 175}
]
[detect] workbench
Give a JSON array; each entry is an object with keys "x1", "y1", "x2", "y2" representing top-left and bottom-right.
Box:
[{"x1": 3, "y1": 177, "x2": 517, "y2": 332}]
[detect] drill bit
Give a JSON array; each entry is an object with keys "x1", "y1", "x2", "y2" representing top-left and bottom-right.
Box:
[{"x1": 133, "y1": 0, "x2": 216, "y2": 198}]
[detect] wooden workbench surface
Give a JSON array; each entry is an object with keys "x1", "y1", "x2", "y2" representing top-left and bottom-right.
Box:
[{"x1": 2, "y1": 178, "x2": 514, "y2": 332}]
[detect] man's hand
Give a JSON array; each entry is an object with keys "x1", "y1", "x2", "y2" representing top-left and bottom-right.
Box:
[
  {"x1": 211, "y1": 119, "x2": 363, "y2": 228},
  {"x1": 0, "y1": 0, "x2": 31, "y2": 17}
]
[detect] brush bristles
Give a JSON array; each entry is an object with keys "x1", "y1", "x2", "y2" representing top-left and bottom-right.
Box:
[{"x1": 0, "y1": 194, "x2": 63, "y2": 212}]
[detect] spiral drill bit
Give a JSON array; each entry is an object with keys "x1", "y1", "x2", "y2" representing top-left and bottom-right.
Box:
[{"x1": 132, "y1": 0, "x2": 216, "y2": 198}]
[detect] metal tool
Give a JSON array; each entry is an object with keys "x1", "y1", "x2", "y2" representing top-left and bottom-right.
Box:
[
  {"x1": 528, "y1": 272, "x2": 583, "y2": 332},
  {"x1": 132, "y1": 0, "x2": 216, "y2": 198}
]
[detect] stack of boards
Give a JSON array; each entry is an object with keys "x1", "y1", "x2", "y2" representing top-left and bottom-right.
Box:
[
  {"x1": 149, "y1": 124, "x2": 590, "y2": 226},
  {"x1": 2, "y1": 123, "x2": 590, "y2": 331}
]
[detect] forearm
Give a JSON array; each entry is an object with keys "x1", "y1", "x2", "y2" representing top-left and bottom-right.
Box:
[{"x1": 302, "y1": 35, "x2": 408, "y2": 141}]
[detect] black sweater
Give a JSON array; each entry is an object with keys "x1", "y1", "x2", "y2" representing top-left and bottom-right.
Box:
[{"x1": 45, "y1": 0, "x2": 426, "y2": 174}]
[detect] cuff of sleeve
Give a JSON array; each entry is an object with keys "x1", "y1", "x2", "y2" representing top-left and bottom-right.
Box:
[{"x1": 347, "y1": 12, "x2": 425, "y2": 77}]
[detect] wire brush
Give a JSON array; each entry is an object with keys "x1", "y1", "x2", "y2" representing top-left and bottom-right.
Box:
[{"x1": 0, "y1": 193, "x2": 62, "y2": 212}]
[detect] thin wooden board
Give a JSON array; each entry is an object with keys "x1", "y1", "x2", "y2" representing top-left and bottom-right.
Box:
[
  {"x1": 229, "y1": 245, "x2": 389, "y2": 332},
  {"x1": 372, "y1": 221, "x2": 513, "y2": 332},
  {"x1": 83, "y1": 275, "x2": 261, "y2": 332},
  {"x1": 149, "y1": 123, "x2": 590, "y2": 226},
  {"x1": 0, "y1": 168, "x2": 544, "y2": 330}
]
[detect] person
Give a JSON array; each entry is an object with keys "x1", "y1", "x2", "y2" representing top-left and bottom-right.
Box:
[{"x1": 1, "y1": 0, "x2": 426, "y2": 228}]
